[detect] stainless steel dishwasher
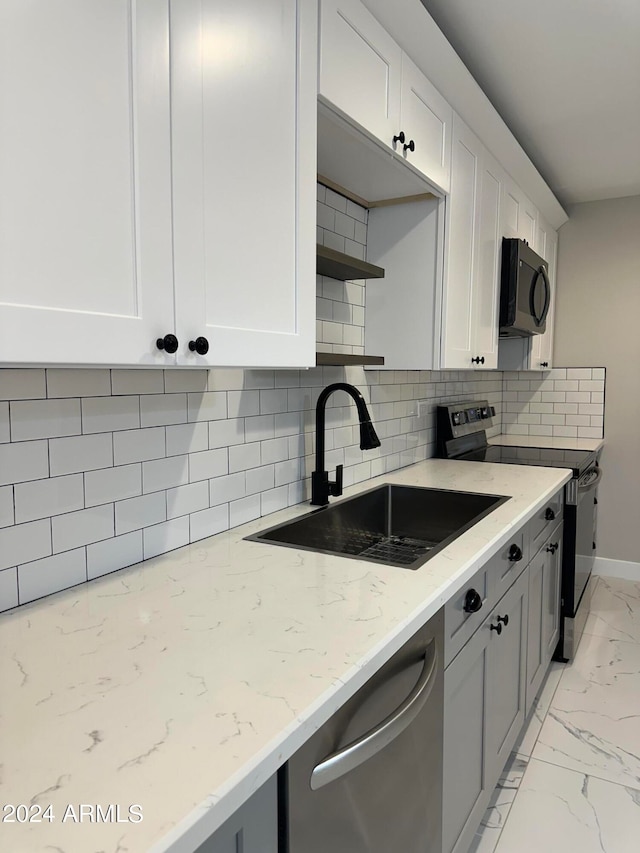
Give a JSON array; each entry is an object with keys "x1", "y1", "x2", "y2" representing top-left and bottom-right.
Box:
[{"x1": 282, "y1": 608, "x2": 443, "y2": 853}]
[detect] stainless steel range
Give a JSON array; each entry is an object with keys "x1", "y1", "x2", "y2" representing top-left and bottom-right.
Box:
[{"x1": 436, "y1": 400, "x2": 601, "y2": 661}]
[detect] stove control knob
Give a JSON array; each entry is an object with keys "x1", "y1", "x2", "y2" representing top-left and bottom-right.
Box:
[
  {"x1": 452, "y1": 411, "x2": 465, "y2": 426},
  {"x1": 481, "y1": 407, "x2": 490, "y2": 419}
]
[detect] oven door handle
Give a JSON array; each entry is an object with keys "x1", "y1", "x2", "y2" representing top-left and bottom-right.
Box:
[{"x1": 310, "y1": 640, "x2": 438, "y2": 791}]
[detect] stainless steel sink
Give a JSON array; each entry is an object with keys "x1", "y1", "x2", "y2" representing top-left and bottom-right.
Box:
[{"x1": 246, "y1": 483, "x2": 509, "y2": 570}]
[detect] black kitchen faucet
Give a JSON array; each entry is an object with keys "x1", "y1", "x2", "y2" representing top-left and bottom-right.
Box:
[{"x1": 311, "y1": 383, "x2": 381, "y2": 506}]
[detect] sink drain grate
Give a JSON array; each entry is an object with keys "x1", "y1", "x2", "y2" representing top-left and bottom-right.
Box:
[{"x1": 357, "y1": 534, "x2": 436, "y2": 566}]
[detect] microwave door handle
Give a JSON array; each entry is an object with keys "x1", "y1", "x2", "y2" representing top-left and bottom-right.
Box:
[
  {"x1": 309, "y1": 641, "x2": 438, "y2": 791},
  {"x1": 530, "y1": 266, "x2": 551, "y2": 327}
]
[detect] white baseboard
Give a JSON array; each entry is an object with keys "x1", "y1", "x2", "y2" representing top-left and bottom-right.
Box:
[{"x1": 593, "y1": 556, "x2": 640, "y2": 581}]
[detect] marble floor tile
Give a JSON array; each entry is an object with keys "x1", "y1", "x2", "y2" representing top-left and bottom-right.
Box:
[
  {"x1": 512, "y1": 662, "x2": 565, "y2": 759},
  {"x1": 584, "y1": 575, "x2": 640, "y2": 643},
  {"x1": 533, "y1": 631, "x2": 640, "y2": 789},
  {"x1": 467, "y1": 756, "x2": 528, "y2": 853},
  {"x1": 494, "y1": 758, "x2": 640, "y2": 853}
]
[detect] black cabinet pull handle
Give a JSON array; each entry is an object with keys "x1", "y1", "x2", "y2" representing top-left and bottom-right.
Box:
[
  {"x1": 496, "y1": 614, "x2": 509, "y2": 627},
  {"x1": 545, "y1": 507, "x2": 556, "y2": 521},
  {"x1": 393, "y1": 131, "x2": 405, "y2": 145},
  {"x1": 541, "y1": 361, "x2": 549, "y2": 368},
  {"x1": 490, "y1": 622, "x2": 503, "y2": 635},
  {"x1": 156, "y1": 334, "x2": 179, "y2": 354},
  {"x1": 508, "y1": 544, "x2": 523, "y2": 562},
  {"x1": 463, "y1": 589, "x2": 483, "y2": 614},
  {"x1": 188, "y1": 336, "x2": 210, "y2": 355},
  {"x1": 471, "y1": 356, "x2": 485, "y2": 364},
  {"x1": 404, "y1": 139, "x2": 415, "y2": 153}
]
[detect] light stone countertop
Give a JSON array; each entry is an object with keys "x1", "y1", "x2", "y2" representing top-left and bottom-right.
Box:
[
  {"x1": 489, "y1": 434, "x2": 605, "y2": 452},
  {"x1": 0, "y1": 459, "x2": 571, "y2": 853}
]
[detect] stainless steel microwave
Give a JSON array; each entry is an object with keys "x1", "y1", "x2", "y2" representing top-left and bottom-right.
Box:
[{"x1": 499, "y1": 238, "x2": 550, "y2": 337}]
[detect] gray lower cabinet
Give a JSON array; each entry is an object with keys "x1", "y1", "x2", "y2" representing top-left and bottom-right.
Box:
[
  {"x1": 525, "y1": 521, "x2": 563, "y2": 713},
  {"x1": 194, "y1": 776, "x2": 277, "y2": 853},
  {"x1": 443, "y1": 569, "x2": 528, "y2": 853}
]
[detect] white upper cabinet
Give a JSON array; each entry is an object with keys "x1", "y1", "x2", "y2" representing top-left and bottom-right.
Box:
[
  {"x1": 501, "y1": 177, "x2": 537, "y2": 245},
  {"x1": 530, "y1": 226, "x2": 558, "y2": 369},
  {"x1": 400, "y1": 54, "x2": 452, "y2": 193},
  {"x1": 319, "y1": 0, "x2": 402, "y2": 146},
  {"x1": 441, "y1": 115, "x2": 501, "y2": 369},
  {"x1": 171, "y1": 0, "x2": 316, "y2": 368},
  {"x1": 0, "y1": 0, "x2": 176, "y2": 366},
  {"x1": 319, "y1": 0, "x2": 451, "y2": 192}
]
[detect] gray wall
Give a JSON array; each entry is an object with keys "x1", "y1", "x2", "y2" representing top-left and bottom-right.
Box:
[{"x1": 554, "y1": 195, "x2": 640, "y2": 565}]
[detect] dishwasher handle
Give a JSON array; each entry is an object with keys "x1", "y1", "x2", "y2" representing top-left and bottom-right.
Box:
[{"x1": 310, "y1": 640, "x2": 438, "y2": 791}]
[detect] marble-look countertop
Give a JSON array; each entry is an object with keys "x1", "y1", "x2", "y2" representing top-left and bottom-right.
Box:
[
  {"x1": 0, "y1": 459, "x2": 571, "y2": 853},
  {"x1": 489, "y1": 434, "x2": 605, "y2": 452}
]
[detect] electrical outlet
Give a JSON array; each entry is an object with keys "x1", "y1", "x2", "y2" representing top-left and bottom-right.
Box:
[{"x1": 416, "y1": 400, "x2": 429, "y2": 418}]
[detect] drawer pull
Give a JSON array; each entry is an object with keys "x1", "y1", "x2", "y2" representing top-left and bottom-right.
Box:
[
  {"x1": 544, "y1": 507, "x2": 556, "y2": 521},
  {"x1": 496, "y1": 614, "x2": 509, "y2": 627},
  {"x1": 508, "y1": 544, "x2": 523, "y2": 562},
  {"x1": 463, "y1": 589, "x2": 483, "y2": 614},
  {"x1": 490, "y1": 622, "x2": 503, "y2": 635}
]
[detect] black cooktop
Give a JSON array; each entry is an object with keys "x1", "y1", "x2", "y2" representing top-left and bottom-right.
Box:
[{"x1": 459, "y1": 444, "x2": 595, "y2": 477}]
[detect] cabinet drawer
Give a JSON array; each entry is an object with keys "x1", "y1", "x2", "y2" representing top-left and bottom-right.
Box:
[
  {"x1": 444, "y1": 563, "x2": 489, "y2": 668},
  {"x1": 488, "y1": 529, "x2": 527, "y2": 604},
  {"x1": 527, "y1": 489, "x2": 564, "y2": 559}
]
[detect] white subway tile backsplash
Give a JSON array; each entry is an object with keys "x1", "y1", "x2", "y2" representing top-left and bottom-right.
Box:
[
  {"x1": 334, "y1": 210, "x2": 355, "y2": 239},
  {"x1": 592, "y1": 368, "x2": 605, "y2": 380},
  {"x1": 111, "y1": 369, "x2": 164, "y2": 395},
  {"x1": 227, "y1": 390, "x2": 260, "y2": 418},
  {"x1": 317, "y1": 201, "x2": 335, "y2": 230},
  {"x1": 143, "y1": 517, "x2": 190, "y2": 560},
  {"x1": 0, "y1": 486, "x2": 13, "y2": 528},
  {"x1": 0, "y1": 441, "x2": 49, "y2": 487},
  {"x1": 47, "y1": 368, "x2": 111, "y2": 398},
  {"x1": 11, "y1": 398, "x2": 81, "y2": 441},
  {"x1": 325, "y1": 187, "x2": 347, "y2": 212},
  {"x1": 230, "y1": 494, "x2": 261, "y2": 528},
  {"x1": 52, "y1": 505, "x2": 114, "y2": 553},
  {"x1": 190, "y1": 504, "x2": 229, "y2": 543},
  {"x1": 14, "y1": 475, "x2": 84, "y2": 524},
  {"x1": 229, "y1": 442, "x2": 261, "y2": 474},
  {"x1": 260, "y1": 389, "x2": 288, "y2": 416},
  {"x1": 187, "y1": 391, "x2": 227, "y2": 423},
  {"x1": 566, "y1": 368, "x2": 592, "y2": 380},
  {"x1": 142, "y1": 455, "x2": 189, "y2": 494},
  {"x1": 261, "y1": 437, "x2": 290, "y2": 464},
  {"x1": 113, "y1": 427, "x2": 165, "y2": 465},
  {"x1": 578, "y1": 380, "x2": 603, "y2": 392},
  {"x1": 82, "y1": 396, "x2": 139, "y2": 434},
  {"x1": 210, "y1": 472, "x2": 246, "y2": 506},
  {"x1": 323, "y1": 231, "x2": 345, "y2": 253},
  {"x1": 0, "y1": 567, "x2": 18, "y2": 612},
  {"x1": 116, "y1": 493, "x2": 166, "y2": 536},
  {"x1": 140, "y1": 393, "x2": 187, "y2": 427},
  {"x1": 189, "y1": 448, "x2": 229, "y2": 483},
  {"x1": 166, "y1": 481, "x2": 209, "y2": 520},
  {"x1": 166, "y1": 422, "x2": 209, "y2": 457},
  {"x1": 0, "y1": 402, "x2": 10, "y2": 442},
  {"x1": 87, "y1": 531, "x2": 143, "y2": 580},
  {"x1": 164, "y1": 370, "x2": 208, "y2": 394},
  {"x1": 209, "y1": 418, "x2": 245, "y2": 449},
  {"x1": 85, "y1": 464, "x2": 141, "y2": 508},
  {"x1": 261, "y1": 485, "x2": 290, "y2": 516},
  {"x1": 50, "y1": 433, "x2": 113, "y2": 476},
  {"x1": 246, "y1": 464, "x2": 275, "y2": 495},
  {"x1": 0, "y1": 369, "x2": 46, "y2": 401},
  {"x1": 0, "y1": 519, "x2": 51, "y2": 571},
  {"x1": 18, "y1": 549, "x2": 86, "y2": 604},
  {"x1": 566, "y1": 391, "x2": 591, "y2": 403}
]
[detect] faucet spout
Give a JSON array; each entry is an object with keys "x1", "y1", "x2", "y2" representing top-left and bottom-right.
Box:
[{"x1": 311, "y1": 383, "x2": 381, "y2": 506}]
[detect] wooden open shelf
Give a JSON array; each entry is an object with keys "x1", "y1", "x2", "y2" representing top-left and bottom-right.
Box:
[
  {"x1": 316, "y1": 352, "x2": 385, "y2": 367},
  {"x1": 316, "y1": 244, "x2": 385, "y2": 282}
]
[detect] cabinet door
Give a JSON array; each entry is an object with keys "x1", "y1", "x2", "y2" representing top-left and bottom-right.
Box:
[
  {"x1": 319, "y1": 0, "x2": 402, "y2": 148},
  {"x1": 485, "y1": 569, "x2": 528, "y2": 785},
  {"x1": 441, "y1": 115, "x2": 481, "y2": 369},
  {"x1": 526, "y1": 540, "x2": 553, "y2": 712},
  {"x1": 473, "y1": 152, "x2": 502, "y2": 368},
  {"x1": 195, "y1": 776, "x2": 277, "y2": 853},
  {"x1": 443, "y1": 618, "x2": 490, "y2": 853},
  {"x1": 543, "y1": 526, "x2": 563, "y2": 662},
  {"x1": 500, "y1": 178, "x2": 537, "y2": 246},
  {"x1": 0, "y1": 0, "x2": 175, "y2": 366},
  {"x1": 171, "y1": 0, "x2": 316, "y2": 367},
  {"x1": 530, "y1": 228, "x2": 557, "y2": 369},
  {"x1": 400, "y1": 55, "x2": 452, "y2": 192}
]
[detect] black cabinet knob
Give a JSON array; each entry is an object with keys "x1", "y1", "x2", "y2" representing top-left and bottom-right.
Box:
[
  {"x1": 404, "y1": 139, "x2": 415, "y2": 153},
  {"x1": 188, "y1": 336, "x2": 210, "y2": 355},
  {"x1": 541, "y1": 361, "x2": 549, "y2": 368},
  {"x1": 463, "y1": 589, "x2": 483, "y2": 614},
  {"x1": 545, "y1": 507, "x2": 556, "y2": 521},
  {"x1": 471, "y1": 356, "x2": 485, "y2": 364},
  {"x1": 508, "y1": 543, "x2": 523, "y2": 562},
  {"x1": 393, "y1": 131, "x2": 405, "y2": 145},
  {"x1": 546, "y1": 542, "x2": 559, "y2": 554},
  {"x1": 496, "y1": 614, "x2": 509, "y2": 627},
  {"x1": 156, "y1": 334, "x2": 179, "y2": 354},
  {"x1": 490, "y1": 622, "x2": 503, "y2": 635}
]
